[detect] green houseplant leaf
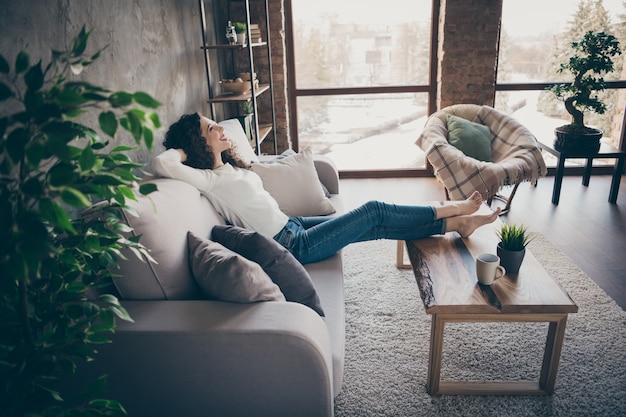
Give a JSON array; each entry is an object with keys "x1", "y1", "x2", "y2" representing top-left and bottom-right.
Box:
[
  {"x1": 0, "y1": 25, "x2": 159, "y2": 416},
  {"x1": 133, "y1": 91, "x2": 161, "y2": 108},
  {"x1": 496, "y1": 223, "x2": 534, "y2": 252},
  {"x1": 99, "y1": 111, "x2": 118, "y2": 137},
  {"x1": 233, "y1": 21, "x2": 246, "y2": 34},
  {"x1": 0, "y1": 54, "x2": 9, "y2": 73}
]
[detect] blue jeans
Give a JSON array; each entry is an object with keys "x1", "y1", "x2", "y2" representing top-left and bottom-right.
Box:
[{"x1": 273, "y1": 200, "x2": 446, "y2": 264}]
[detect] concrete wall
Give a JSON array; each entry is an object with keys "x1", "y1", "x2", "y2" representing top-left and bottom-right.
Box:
[{"x1": 0, "y1": 0, "x2": 214, "y2": 167}]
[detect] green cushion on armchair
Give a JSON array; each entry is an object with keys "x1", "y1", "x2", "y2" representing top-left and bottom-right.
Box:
[{"x1": 446, "y1": 114, "x2": 493, "y2": 162}]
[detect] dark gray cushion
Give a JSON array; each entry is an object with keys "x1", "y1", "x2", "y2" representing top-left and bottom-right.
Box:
[
  {"x1": 187, "y1": 232, "x2": 285, "y2": 303},
  {"x1": 211, "y1": 225, "x2": 325, "y2": 316}
]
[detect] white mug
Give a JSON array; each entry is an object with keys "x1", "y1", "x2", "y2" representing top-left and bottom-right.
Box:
[{"x1": 475, "y1": 253, "x2": 506, "y2": 285}]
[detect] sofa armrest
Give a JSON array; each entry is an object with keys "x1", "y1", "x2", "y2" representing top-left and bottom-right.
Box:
[
  {"x1": 313, "y1": 154, "x2": 339, "y2": 195},
  {"x1": 84, "y1": 300, "x2": 335, "y2": 417}
]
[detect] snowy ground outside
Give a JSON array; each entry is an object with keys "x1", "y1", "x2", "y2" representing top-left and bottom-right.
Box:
[{"x1": 300, "y1": 90, "x2": 613, "y2": 171}]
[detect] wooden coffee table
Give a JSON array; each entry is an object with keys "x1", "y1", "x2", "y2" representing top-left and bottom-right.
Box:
[{"x1": 396, "y1": 206, "x2": 578, "y2": 396}]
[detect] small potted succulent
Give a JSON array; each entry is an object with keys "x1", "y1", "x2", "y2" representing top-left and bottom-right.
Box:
[
  {"x1": 233, "y1": 22, "x2": 247, "y2": 45},
  {"x1": 547, "y1": 30, "x2": 621, "y2": 154},
  {"x1": 496, "y1": 223, "x2": 534, "y2": 274}
]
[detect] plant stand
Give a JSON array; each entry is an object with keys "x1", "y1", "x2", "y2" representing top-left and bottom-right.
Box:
[{"x1": 540, "y1": 142, "x2": 625, "y2": 205}]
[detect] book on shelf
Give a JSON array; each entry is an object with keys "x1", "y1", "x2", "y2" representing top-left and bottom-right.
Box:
[{"x1": 249, "y1": 23, "x2": 262, "y2": 43}]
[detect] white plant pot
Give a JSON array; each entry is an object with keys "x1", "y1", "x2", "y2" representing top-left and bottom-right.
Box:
[{"x1": 236, "y1": 33, "x2": 246, "y2": 45}]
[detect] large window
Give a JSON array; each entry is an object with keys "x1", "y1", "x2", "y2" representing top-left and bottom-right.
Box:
[
  {"x1": 287, "y1": 0, "x2": 626, "y2": 175},
  {"x1": 496, "y1": 0, "x2": 626, "y2": 168},
  {"x1": 288, "y1": 0, "x2": 434, "y2": 175}
]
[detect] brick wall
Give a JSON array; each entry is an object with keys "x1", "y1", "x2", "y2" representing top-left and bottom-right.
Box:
[
  {"x1": 437, "y1": 0, "x2": 503, "y2": 109},
  {"x1": 263, "y1": 0, "x2": 288, "y2": 153}
]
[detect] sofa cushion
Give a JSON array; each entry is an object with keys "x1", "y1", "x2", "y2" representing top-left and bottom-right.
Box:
[
  {"x1": 113, "y1": 178, "x2": 222, "y2": 300},
  {"x1": 187, "y1": 232, "x2": 286, "y2": 303},
  {"x1": 211, "y1": 224, "x2": 325, "y2": 316},
  {"x1": 446, "y1": 114, "x2": 492, "y2": 162},
  {"x1": 260, "y1": 150, "x2": 331, "y2": 198},
  {"x1": 251, "y1": 149, "x2": 336, "y2": 217}
]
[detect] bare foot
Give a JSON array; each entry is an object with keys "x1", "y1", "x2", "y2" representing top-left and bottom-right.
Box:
[
  {"x1": 455, "y1": 207, "x2": 502, "y2": 238},
  {"x1": 441, "y1": 191, "x2": 483, "y2": 216}
]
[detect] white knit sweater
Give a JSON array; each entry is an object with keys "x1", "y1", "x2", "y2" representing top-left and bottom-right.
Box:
[{"x1": 152, "y1": 149, "x2": 289, "y2": 238}]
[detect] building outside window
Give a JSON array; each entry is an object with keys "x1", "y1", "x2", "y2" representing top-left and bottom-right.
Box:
[{"x1": 289, "y1": 0, "x2": 433, "y2": 173}]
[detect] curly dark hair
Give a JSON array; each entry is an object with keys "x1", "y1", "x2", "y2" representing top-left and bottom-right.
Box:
[{"x1": 162, "y1": 113, "x2": 251, "y2": 170}]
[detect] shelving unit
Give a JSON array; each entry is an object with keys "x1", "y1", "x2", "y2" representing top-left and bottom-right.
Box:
[{"x1": 198, "y1": 0, "x2": 277, "y2": 155}]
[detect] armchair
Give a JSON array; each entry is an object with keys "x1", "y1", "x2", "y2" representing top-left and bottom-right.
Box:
[{"x1": 416, "y1": 104, "x2": 547, "y2": 212}]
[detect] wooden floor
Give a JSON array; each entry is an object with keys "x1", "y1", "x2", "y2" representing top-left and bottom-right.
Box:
[{"x1": 339, "y1": 174, "x2": 626, "y2": 311}]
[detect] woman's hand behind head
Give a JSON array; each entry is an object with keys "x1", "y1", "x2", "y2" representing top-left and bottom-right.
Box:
[{"x1": 176, "y1": 148, "x2": 188, "y2": 162}]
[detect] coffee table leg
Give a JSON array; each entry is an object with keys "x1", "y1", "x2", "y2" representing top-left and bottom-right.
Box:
[
  {"x1": 539, "y1": 315, "x2": 568, "y2": 394},
  {"x1": 427, "y1": 314, "x2": 445, "y2": 395},
  {"x1": 424, "y1": 314, "x2": 571, "y2": 396},
  {"x1": 396, "y1": 240, "x2": 411, "y2": 269}
]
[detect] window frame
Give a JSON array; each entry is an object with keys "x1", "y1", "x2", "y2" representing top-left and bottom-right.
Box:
[
  {"x1": 284, "y1": 0, "x2": 626, "y2": 177},
  {"x1": 284, "y1": 0, "x2": 440, "y2": 178}
]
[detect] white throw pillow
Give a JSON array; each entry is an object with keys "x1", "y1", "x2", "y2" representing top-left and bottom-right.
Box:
[
  {"x1": 218, "y1": 119, "x2": 259, "y2": 164},
  {"x1": 251, "y1": 149, "x2": 336, "y2": 217}
]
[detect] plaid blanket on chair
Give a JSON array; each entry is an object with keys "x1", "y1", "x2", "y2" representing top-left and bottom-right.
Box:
[{"x1": 416, "y1": 105, "x2": 547, "y2": 201}]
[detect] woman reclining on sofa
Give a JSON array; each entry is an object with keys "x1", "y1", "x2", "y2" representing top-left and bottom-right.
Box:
[{"x1": 153, "y1": 112, "x2": 501, "y2": 264}]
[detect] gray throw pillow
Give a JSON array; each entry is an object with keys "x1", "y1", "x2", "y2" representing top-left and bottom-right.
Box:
[
  {"x1": 446, "y1": 114, "x2": 493, "y2": 162},
  {"x1": 211, "y1": 225, "x2": 325, "y2": 316},
  {"x1": 187, "y1": 232, "x2": 285, "y2": 304}
]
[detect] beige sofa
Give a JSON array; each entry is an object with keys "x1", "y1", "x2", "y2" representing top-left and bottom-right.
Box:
[{"x1": 81, "y1": 154, "x2": 345, "y2": 417}]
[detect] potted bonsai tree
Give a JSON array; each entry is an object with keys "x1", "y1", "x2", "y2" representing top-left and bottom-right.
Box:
[
  {"x1": 547, "y1": 30, "x2": 621, "y2": 154},
  {"x1": 496, "y1": 223, "x2": 534, "y2": 274},
  {"x1": 0, "y1": 26, "x2": 160, "y2": 416}
]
